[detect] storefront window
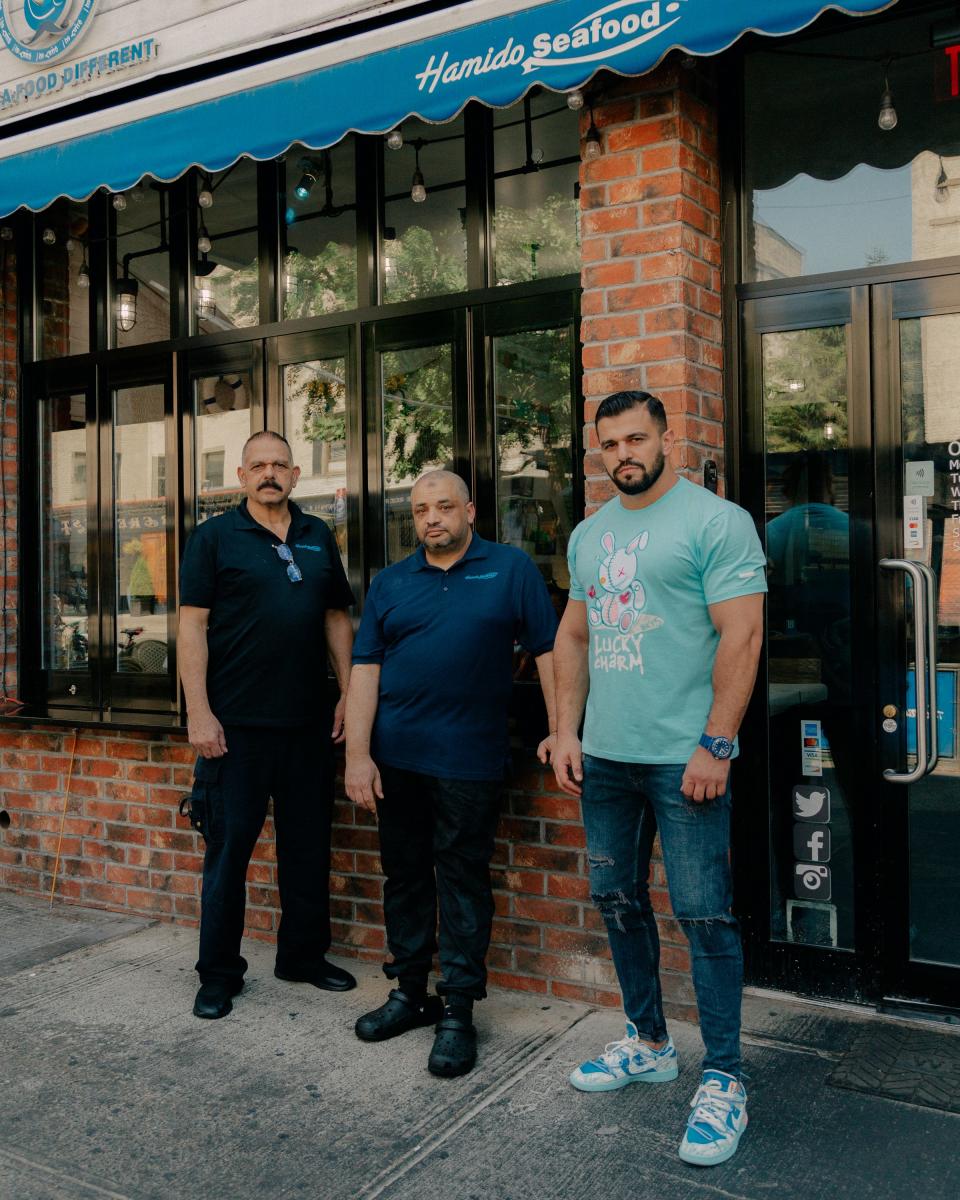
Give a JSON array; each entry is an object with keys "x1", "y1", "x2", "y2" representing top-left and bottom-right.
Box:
[
  {"x1": 382, "y1": 116, "x2": 467, "y2": 302},
  {"x1": 40, "y1": 394, "x2": 89, "y2": 670},
  {"x1": 282, "y1": 141, "x2": 357, "y2": 319},
  {"x1": 194, "y1": 374, "x2": 251, "y2": 523},
  {"x1": 114, "y1": 385, "x2": 169, "y2": 673},
  {"x1": 283, "y1": 358, "x2": 349, "y2": 568},
  {"x1": 381, "y1": 342, "x2": 454, "y2": 562},
  {"x1": 495, "y1": 326, "x2": 574, "y2": 600},
  {"x1": 493, "y1": 92, "x2": 580, "y2": 285},
  {"x1": 744, "y1": 4, "x2": 960, "y2": 281},
  {"x1": 112, "y1": 181, "x2": 171, "y2": 348},
  {"x1": 761, "y1": 326, "x2": 854, "y2": 950},
  {"x1": 195, "y1": 160, "x2": 259, "y2": 332},
  {"x1": 38, "y1": 200, "x2": 90, "y2": 359}
]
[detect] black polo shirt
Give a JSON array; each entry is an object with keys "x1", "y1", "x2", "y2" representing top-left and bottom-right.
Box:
[
  {"x1": 352, "y1": 535, "x2": 557, "y2": 780},
  {"x1": 179, "y1": 499, "x2": 354, "y2": 728}
]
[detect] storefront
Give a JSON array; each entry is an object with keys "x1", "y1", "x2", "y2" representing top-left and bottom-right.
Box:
[{"x1": 0, "y1": 0, "x2": 956, "y2": 1020}]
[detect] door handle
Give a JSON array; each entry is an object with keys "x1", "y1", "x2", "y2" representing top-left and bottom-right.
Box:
[
  {"x1": 915, "y1": 562, "x2": 939, "y2": 775},
  {"x1": 879, "y1": 558, "x2": 929, "y2": 784}
]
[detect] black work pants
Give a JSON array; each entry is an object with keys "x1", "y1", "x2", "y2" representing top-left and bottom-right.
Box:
[
  {"x1": 376, "y1": 766, "x2": 502, "y2": 1001},
  {"x1": 194, "y1": 725, "x2": 334, "y2": 986}
]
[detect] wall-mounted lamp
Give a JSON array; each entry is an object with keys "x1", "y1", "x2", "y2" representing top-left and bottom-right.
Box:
[
  {"x1": 195, "y1": 256, "x2": 216, "y2": 320},
  {"x1": 115, "y1": 277, "x2": 139, "y2": 332}
]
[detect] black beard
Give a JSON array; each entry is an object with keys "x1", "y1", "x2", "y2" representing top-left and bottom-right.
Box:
[{"x1": 610, "y1": 450, "x2": 665, "y2": 496}]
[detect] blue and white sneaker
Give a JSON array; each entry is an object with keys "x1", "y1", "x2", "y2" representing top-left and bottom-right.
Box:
[
  {"x1": 678, "y1": 1070, "x2": 748, "y2": 1166},
  {"x1": 569, "y1": 1021, "x2": 678, "y2": 1092}
]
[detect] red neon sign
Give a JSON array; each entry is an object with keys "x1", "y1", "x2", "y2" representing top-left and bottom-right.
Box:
[{"x1": 946, "y1": 45, "x2": 960, "y2": 96}]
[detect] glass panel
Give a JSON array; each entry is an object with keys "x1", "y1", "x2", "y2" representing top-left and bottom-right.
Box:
[
  {"x1": 114, "y1": 385, "x2": 169, "y2": 674},
  {"x1": 744, "y1": 4, "x2": 960, "y2": 281},
  {"x1": 282, "y1": 140, "x2": 357, "y2": 319},
  {"x1": 113, "y1": 182, "x2": 171, "y2": 348},
  {"x1": 899, "y1": 315, "x2": 960, "y2": 967},
  {"x1": 381, "y1": 343, "x2": 454, "y2": 563},
  {"x1": 40, "y1": 395, "x2": 89, "y2": 670},
  {"x1": 761, "y1": 326, "x2": 855, "y2": 950},
  {"x1": 382, "y1": 116, "x2": 467, "y2": 302},
  {"x1": 283, "y1": 358, "x2": 349, "y2": 568},
  {"x1": 193, "y1": 373, "x2": 251, "y2": 523},
  {"x1": 494, "y1": 326, "x2": 574, "y2": 606},
  {"x1": 195, "y1": 160, "x2": 259, "y2": 332},
  {"x1": 493, "y1": 93, "x2": 580, "y2": 285},
  {"x1": 38, "y1": 201, "x2": 90, "y2": 358}
]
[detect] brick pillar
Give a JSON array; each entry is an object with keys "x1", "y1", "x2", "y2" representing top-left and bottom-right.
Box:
[
  {"x1": 571, "y1": 63, "x2": 725, "y2": 1019},
  {"x1": 580, "y1": 62, "x2": 724, "y2": 509}
]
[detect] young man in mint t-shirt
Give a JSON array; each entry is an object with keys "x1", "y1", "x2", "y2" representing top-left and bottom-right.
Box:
[{"x1": 552, "y1": 392, "x2": 766, "y2": 1168}]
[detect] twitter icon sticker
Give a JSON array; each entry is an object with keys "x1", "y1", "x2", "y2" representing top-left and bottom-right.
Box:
[{"x1": 793, "y1": 785, "x2": 830, "y2": 823}]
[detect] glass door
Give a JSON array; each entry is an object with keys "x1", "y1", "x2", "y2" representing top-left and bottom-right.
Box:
[
  {"x1": 739, "y1": 275, "x2": 960, "y2": 1011},
  {"x1": 875, "y1": 275, "x2": 960, "y2": 1011}
]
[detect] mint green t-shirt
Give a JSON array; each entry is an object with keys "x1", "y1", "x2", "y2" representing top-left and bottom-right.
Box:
[{"x1": 567, "y1": 477, "x2": 767, "y2": 764}]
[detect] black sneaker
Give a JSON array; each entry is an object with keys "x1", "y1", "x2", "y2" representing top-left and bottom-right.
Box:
[
  {"x1": 355, "y1": 990, "x2": 443, "y2": 1042},
  {"x1": 428, "y1": 1008, "x2": 477, "y2": 1077}
]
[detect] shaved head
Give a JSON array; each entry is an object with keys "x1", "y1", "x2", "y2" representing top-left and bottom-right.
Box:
[{"x1": 411, "y1": 470, "x2": 470, "y2": 502}]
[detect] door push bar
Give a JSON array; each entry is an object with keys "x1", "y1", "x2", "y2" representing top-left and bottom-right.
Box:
[{"x1": 879, "y1": 559, "x2": 940, "y2": 783}]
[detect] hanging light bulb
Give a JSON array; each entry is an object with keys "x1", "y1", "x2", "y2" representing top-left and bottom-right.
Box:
[
  {"x1": 410, "y1": 144, "x2": 427, "y2": 203},
  {"x1": 877, "y1": 75, "x2": 897, "y2": 131},
  {"x1": 130, "y1": 182, "x2": 146, "y2": 203},
  {"x1": 584, "y1": 110, "x2": 602, "y2": 160},
  {"x1": 197, "y1": 221, "x2": 212, "y2": 255},
  {"x1": 566, "y1": 90, "x2": 585, "y2": 110},
  {"x1": 77, "y1": 245, "x2": 90, "y2": 289},
  {"x1": 935, "y1": 157, "x2": 950, "y2": 205},
  {"x1": 195, "y1": 255, "x2": 216, "y2": 320},
  {"x1": 41, "y1": 227, "x2": 56, "y2": 246},
  {"x1": 386, "y1": 128, "x2": 404, "y2": 150},
  {"x1": 112, "y1": 192, "x2": 128, "y2": 211},
  {"x1": 0, "y1": 226, "x2": 13, "y2": 241},
  {"x1": 197, "y1": 177, "x2": 214, "y2": 209},
  {"x1": 294, "y1": 164, "x2": 318, "y2": 201},
  {"x1": 114, "y1": 277, "x2": 139, "y2": 332}
]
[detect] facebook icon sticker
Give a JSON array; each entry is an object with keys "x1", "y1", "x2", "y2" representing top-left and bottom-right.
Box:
[{"x1": 793, "y1": 824, "x2": 831, "y2": 864}]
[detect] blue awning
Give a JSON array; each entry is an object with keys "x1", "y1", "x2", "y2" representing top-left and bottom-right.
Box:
[{"x1": 0, "y1": 0, "x2": 899, "y2": 216}]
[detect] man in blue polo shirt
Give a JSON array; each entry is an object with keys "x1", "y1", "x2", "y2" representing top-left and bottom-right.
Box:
[
  {"x1": 345, "y1": 470, "x2": 557, "y2": 1077},
  {"x1": 179, "y1": 430, "x2": 357, "y2": 1020}
]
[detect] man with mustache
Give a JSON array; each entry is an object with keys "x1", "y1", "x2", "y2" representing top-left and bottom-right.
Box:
[
  {"x1": 179, "y1": 430, "x2": 356, "y2": 1019},
  {"x1": 551, "y1": 392, "x2": 765, "y2": 1167},
  {"x1": 345, "y1": 470, "x2": 557, "y2": 1077}
]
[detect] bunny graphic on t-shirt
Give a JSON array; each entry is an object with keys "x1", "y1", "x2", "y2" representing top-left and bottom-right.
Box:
[{"x1": 587, "y1": 530, "x2": 649, "y2": 632}]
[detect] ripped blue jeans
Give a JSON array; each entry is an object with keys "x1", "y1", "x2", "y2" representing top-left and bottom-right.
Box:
[{"x1": 581, "y1": 755, "x2": 742, "y2": 1076}]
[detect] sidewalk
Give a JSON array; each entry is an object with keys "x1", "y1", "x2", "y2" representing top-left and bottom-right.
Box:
[{"x1": 2, "y1": 891, "x2": 960, "y2": 1200}]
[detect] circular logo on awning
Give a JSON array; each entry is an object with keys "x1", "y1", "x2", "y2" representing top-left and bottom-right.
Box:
[{"x1": 0, "y1": 0, "x2": 97, "y2": 65}]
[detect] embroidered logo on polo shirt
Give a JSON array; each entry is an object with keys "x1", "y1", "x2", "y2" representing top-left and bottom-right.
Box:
[
  {"x1": 465, "y1": 572, "x2": 498, "y2": 580},
  {"x1": 294, "y1": 544, "x2": 325, "y2": 552}
]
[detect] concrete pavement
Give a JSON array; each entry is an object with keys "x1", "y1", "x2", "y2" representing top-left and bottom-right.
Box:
[{"x1": 2, "y1": 891, "x2": 959, "y2": 1200}]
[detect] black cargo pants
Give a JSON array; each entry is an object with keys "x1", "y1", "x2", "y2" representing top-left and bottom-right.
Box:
[{"x1": 193, "y1": 725, "x2": 334, "y2": 986}]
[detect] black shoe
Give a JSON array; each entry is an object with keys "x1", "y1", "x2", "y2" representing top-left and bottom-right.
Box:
[
  {"x1": 274, "y1": 959, "x2": 357, "y2": 992},
  {"x1": 193, "y1": 980, "x2": 242, "y2": 1020},
  {"x1": 428, "y1": 1009, "x2": 477, "y2": 1077},
  {"x1": 355, "y1": 990, "x2": 443, "y2": 1043}
]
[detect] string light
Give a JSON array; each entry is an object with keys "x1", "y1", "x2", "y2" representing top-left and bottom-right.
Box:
[
  {"x1": 112, "y1": 192, "x2": 128, "y2": 211},
  {"x1": 41, "y1": 228, "x2": 56, "y2": 245},
  {"x1": 877, "y1": 71, "x2": 897, "y2": 131},
  {"x1": 77, "y1": 244, "x2": 90, "y2": 289},
  {"x1": 386, "y1": 128, "x2": 404, "y2": 150},
  {"x1": 197, "y1": 222, "x2": 212, "y2": 254},
  {"x1": 584, "y1": 108, "x2": 602, "y2": 160},
  {"x1": 566, "y1": 90, "x2": 584, "y2": 110},
  {"x1": 197, "y1": 177, "x2": 214, "y2": 208},
  {"x1": 410, "y1": 144, "x2": 426, "y2": 203}
]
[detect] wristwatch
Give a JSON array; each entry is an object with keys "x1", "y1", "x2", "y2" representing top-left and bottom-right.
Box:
[{"x1": 699, "y1": 733, "x2": 733, "y2": 760}]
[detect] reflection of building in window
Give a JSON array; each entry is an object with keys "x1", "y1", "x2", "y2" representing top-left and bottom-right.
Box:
[
  {"x1": 152, "y1": 455, "x2": 166, "y2": 499},
  {"x1": 753, "y1": 222, "x2": 804, "y2": 282},
  {"x1": 202, "y1": 449, "x2": 225, "y2": 490},
  {"x1": 72, "y1": 451, "x2": 86, "y2": 501}
]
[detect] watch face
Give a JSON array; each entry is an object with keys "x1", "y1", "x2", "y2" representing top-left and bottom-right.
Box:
[{"x1": 712, "y1": 737, "x2": 733, "y2": 759}]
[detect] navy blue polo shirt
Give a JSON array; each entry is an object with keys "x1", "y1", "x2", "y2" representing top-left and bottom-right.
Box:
[
  {"x1": 352, "y1": 534, "x2": 557, "y2": 780},
  {"x1": 179, "y1": 499, "x2": 354, "y2": 728}
]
